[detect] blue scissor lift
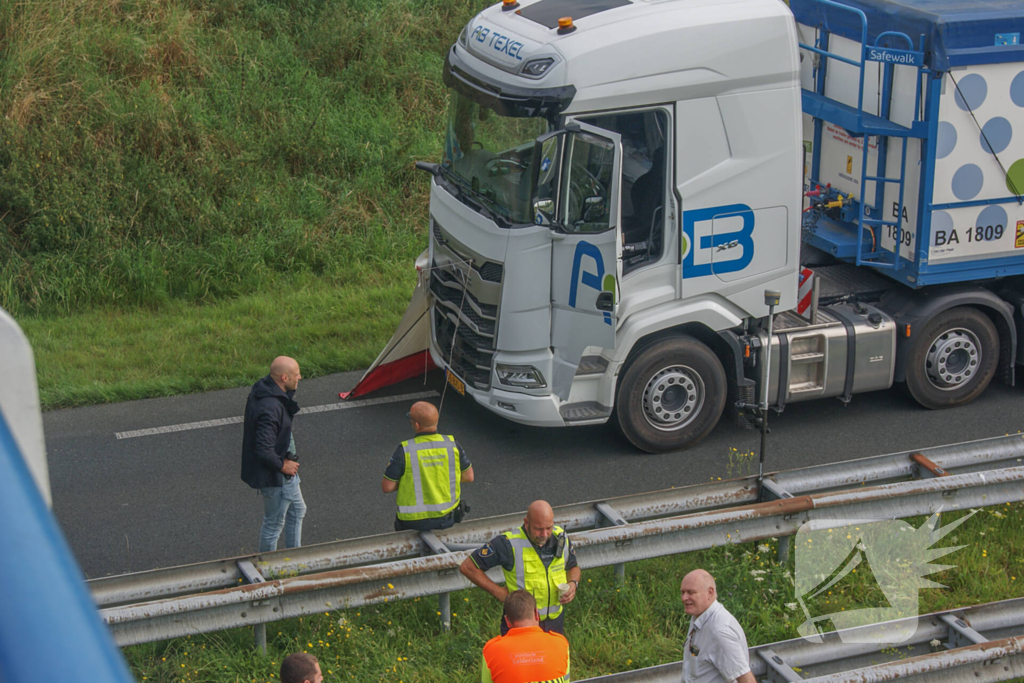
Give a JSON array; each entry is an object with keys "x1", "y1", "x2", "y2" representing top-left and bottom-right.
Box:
[
  {"x1": 793, "y1": 0, "x2": 1024, "y2": 289},
  {"x1": 799, "y1": 0, "x2": 930, "y2": 277}
]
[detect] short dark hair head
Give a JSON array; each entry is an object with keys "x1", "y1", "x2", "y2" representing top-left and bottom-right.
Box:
[
  {"x1": 280, "y1": 652, "x2": 319, "y2": 683},
  {"x1": 503, "y1": 589, "x2": 537, "y2": 623}
]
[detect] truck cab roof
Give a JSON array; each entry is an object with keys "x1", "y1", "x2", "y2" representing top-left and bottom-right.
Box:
[{"x1": 455, "y1": 0, "x2": 799, "y2": 115}]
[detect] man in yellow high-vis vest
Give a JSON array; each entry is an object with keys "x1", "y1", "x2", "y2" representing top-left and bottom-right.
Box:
[
  {"x1": 460, "y1": 500, "x2": 581, "y2": 635},
  {"x1": 381, "y1": 401, "x2": 474, "y2": 532}
]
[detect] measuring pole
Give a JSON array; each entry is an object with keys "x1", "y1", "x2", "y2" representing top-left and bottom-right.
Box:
[{"x1": 758, "y1": 290, "x2": 781, "y2": 501}]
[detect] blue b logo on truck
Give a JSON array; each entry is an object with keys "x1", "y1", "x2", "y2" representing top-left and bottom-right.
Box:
[
  {"x1": 569, "y1": 241, "x2": 613, "y2": 325},
  {"x1": 682, "y1": 204, "x2": 755, "y2": 279}
]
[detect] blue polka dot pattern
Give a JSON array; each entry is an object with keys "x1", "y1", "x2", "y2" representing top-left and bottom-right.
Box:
[
  {"x1": 954, "y1": 74, "x2": 988, "y2": 111},
  {"x1": 1012, "y1": 71, "x2": 1024, "y2": 108},
  {"x1": 977, "y1": 204, "x2": 1008, "y2": 232},
  {"x1": 952, "y1": 164, "x2": 984, "y2": 200},
  {"x1": 980, "y1": 117, "x2": 1012, "y2": 154},
  {"x1": 931, "y1": 210, "x2": 954, "y2": 236},
  {"x1": 936, "y1": 122, "x2": 957, "y2": 159}
]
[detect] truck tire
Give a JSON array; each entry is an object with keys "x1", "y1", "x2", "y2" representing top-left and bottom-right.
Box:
[
  {"x1": 615, "y1": 336, "x2": 726, "y2": 453},
  {"x1": 904, "y1": 307, "x2": 999, "y2": 410}
]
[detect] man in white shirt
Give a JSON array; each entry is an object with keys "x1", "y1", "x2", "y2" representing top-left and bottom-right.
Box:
[{"x1": 680, "y1": 569, "x2": 755, "y2": 683}]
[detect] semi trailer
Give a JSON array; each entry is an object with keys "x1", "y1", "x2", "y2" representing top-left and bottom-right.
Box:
[{"x1": 348, "y1": 0, "x2": 1024, "y2": 453}]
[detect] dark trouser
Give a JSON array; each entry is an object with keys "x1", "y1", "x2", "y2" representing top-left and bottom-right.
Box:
[
  {"x1": 500, "y1": 612, "x2": 564, "y2": 636},
  {"x1": 394, "y1": 511, "x2": 456, "y2": 532}
]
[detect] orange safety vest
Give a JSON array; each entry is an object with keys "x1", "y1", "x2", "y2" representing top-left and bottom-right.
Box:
[{"x1": 481, "y1": 626, "x2": 570, "y2": 683}]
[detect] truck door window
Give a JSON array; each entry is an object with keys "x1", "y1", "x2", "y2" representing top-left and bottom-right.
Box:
[
  {"x1": 561, "y1": 132, "x2": 615, "y2": 233},
  {"x1": 576, "y1": 109, "x2": 668, "y2": 271}
]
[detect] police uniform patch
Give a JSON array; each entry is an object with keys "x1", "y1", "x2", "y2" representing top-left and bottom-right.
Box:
[{"x1": 479, "y1": 543, "x2": 493, "y2": 557}]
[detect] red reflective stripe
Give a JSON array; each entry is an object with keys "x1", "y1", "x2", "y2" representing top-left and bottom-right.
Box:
[
  {"x1": 797, "y1": 268, "x2": 814, "y2": 315},
  {"x1": 339, "y1": 351, "x2": 436, "y2": 399}
]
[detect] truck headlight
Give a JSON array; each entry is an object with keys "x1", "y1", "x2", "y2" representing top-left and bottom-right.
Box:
[
  {"x1": 496, "y1": 364, "x2": 547, "y2": 389},
  {"x1": 521, "y1": 58, "x2": 555, "y2": 78},
  {"x1": 458, "y1": 26, "x2": 469, "y2": 50}
]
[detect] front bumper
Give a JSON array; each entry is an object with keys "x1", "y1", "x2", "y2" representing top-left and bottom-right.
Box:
[{"x1": 429, "y1": 340, "x2": 566, "y2": 427}]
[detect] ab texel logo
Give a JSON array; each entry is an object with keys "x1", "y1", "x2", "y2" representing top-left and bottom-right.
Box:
[{"x1": 794, "y1": 510, "x2": 977, "y2": 644}]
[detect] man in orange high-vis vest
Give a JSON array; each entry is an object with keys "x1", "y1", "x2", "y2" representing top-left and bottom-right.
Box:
[{"x1": 482, "y1": 590, "x2": 570, "y2": 683}]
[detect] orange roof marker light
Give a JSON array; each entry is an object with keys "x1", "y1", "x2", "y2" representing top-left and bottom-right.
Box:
[
  {"x1": 557, "y1": 16, "x2": 577, "y2": 34},
  {"x1": 502, "y1": 0, "x2": 519, "y2": 11}
]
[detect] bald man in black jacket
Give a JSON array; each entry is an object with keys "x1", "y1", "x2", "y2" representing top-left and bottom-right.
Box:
[{"x1": 241, "y1": 356, "x2": 305, "y2": 552}]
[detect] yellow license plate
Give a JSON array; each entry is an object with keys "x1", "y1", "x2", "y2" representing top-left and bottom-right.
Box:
[{"x1": 446, "y1": 370, "x2": 466, "y2": 395}]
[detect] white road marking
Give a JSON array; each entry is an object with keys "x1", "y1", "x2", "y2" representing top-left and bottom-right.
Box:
[{"x1": 114, "y1": 389, "x2": 440, "y2": 439}]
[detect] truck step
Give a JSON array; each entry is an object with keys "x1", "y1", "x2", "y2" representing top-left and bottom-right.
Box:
[
  {"x1": 773, "y1": 308, "x2": 840, "y2": 332},
  {"x1": 791, "y1": 352, "x2": 825, "y2": 363},
  {"x1": 576, "y1": 356, "x2": 610, "y2": 376},
  {"x1": 790, "y1": 381, "x2": 825, "y2": 394},
  {"x1": 560, "y1": 402, "x2": 612, "y2": 424}
]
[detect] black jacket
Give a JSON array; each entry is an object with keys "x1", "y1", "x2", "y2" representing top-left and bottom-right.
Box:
[{"x1": 241, "y1": 375, "x2": 300, "y2": 490}]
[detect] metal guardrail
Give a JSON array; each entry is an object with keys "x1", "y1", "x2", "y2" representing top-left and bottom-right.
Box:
[
  {"x1": 91, "y1": 434, "x2": 1024, "y2": 608},
  {"x1": 97, "y1": 435, "x2": 1024, "y2": 646},
  {"x1": 578, "y1": 596, "x2": 1024, "y2": 682}
]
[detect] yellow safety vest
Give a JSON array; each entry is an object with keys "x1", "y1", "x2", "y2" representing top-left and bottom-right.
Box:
[
  {"x1": 502, "y1": 526, "x2": 569, "y2": 621},
  {"x1": 396, "y1": 434, "x2": 461, "y2": 522}
]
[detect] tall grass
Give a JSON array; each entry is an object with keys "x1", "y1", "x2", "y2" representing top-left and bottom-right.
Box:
[{"x1": 0, "y1": 0, "x2": 483, "y2": 316}]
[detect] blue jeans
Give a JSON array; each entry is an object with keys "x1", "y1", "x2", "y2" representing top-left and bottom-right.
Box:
[{"x1": 259, "y1": 473, "x2": 306, "y2": 552}]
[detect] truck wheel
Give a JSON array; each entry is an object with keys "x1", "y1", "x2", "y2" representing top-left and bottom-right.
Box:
[
  {"x1": 904, "y1": 307, "x2": 999, "y2": 410},
  {"x1": 615, "y1": 336, "x2": 726, "y2": 453}
]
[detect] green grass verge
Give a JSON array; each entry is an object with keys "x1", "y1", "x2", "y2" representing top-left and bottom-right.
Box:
[
  {"x1": 2, "y1": 0, "x2": 471, "y2": 317},
  {"x1": 3, "y1": 0, "x2": 484, "y2": 407},
  {"x1": 124, "y1": 503, "x2": 1024, "y2": 682},
  {"x1": 22, "y1": 269, "x2": 415, "y2": 408}
]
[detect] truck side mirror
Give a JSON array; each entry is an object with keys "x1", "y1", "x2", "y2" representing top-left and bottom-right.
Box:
[
  {"x1": 534, "y1": 198, "x2": 555, "y2": 216},
  {"x1": 531, "y1": 131, "x2": 565, "y2": 227}
]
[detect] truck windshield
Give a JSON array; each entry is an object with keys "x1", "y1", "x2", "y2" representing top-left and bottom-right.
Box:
[{"x1": 441, "y1": 90, "x2": 550, "y2": 225}]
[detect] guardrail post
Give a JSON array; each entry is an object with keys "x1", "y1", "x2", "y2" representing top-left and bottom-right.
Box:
[
  {"x1": 912, "y1": 452, "x2": 951, "y2": 532},
  {"x1": 595, "y1": 502, "x2": 629, "y2": 584},
  {"x1": 419, "y1": 531, "x2": 453, "y2": 632},
  {"x1": 236, "y1": 560, "x2": 267, "y2": 654},
  {"x1": 759, "y1": 648, "x2": 803, "y2": 683},
  {"x1": 776, "y1": 536, "x2": 791, "y2": 565},
  {"x1": 438, "y1": 591, "x2": 451, "y2": 631},
  {"x1": 759, "y1": 480, "x2": 795, "y2": 565},
  {"x1": 940, "y1": 613, "x2": 988, "y2": 649}
]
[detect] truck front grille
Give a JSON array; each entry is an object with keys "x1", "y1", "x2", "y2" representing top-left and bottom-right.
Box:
[
  {"x1": 431, "y1": 266, "x2": 497, "y2": 336},
  {"x1": 429, "y1": 262, "x2": 496, "y2": 391},
  {"x1": 478, "y1": 261, "x2": 503, "y2": 283}
]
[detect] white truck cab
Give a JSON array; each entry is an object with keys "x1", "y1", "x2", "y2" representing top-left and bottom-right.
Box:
[
  {"x1": 428, "y1": 0, "x2": 801, "y2": 442},
  {"x1": 356, "y1": 0, "x2": 1024, "y2": 452}
]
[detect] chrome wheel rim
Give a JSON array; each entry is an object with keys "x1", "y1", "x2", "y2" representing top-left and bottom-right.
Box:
[
  {"x1": 642, "y1": 365, "x2": 705, "y2": 432},
  {"x1": 925, "y1": 327, "x2": 981, "y2": 391}
]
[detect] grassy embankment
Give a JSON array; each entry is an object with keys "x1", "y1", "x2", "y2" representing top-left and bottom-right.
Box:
[
  {"x1": 1, "y1": 0, "x2": 486, "y2": 408},
  {"x1": 124, "y1": 503, "x2": 1024, "y2": 682}
]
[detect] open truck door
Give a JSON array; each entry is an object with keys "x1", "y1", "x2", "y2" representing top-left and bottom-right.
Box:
[{"x1": 540, "y1": 122, "x2": 622, "y2": 399}]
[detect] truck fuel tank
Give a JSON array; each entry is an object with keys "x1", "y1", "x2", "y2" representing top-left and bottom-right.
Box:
[{"x1": 763, "y1": 303, "x2": 896, "y2": 408}]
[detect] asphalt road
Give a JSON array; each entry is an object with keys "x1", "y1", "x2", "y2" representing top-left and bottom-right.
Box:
[{"x1": 43, "y1": 369, "x2": 1024, "y2": 578}]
